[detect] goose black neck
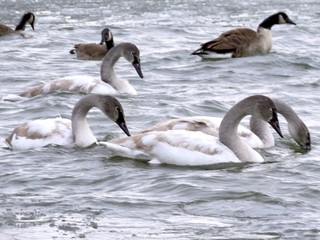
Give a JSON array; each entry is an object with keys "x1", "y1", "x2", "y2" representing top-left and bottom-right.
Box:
[
  {"x1": 105, "y1": 39, "x2": 115, "y2": 50},
  {"x1": 259, "y1": 14, "x2": 278, "y2": 30},
  {"x1": 15, "y1": 14, "x2": 30, "y2": 31}
]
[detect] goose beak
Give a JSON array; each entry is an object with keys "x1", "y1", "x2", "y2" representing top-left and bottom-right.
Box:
[
  {"x1": 132, "y1": 61, "x2": 144, "y2": 78},
  {"x1": 286, "y1": 18, "x2": 296, "y2": 25},
  {"x1": 268, "y1": 110, "x2": 283, "y2": 138}
]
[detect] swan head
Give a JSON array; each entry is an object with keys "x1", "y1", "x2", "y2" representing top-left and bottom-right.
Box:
[
  {"x1": 122, "y1": 43, "x2": 144, "y2": 79},
  {"x1": 251, "y1": 95, "x2": 283, "y2": 138},
  {"x1": 99, "y1": 28, "x2": 114, "y2": 49},
  {"x1": 267, "y1": 108, "x2": 283, "y2": 138},
  {"x1": 96, "y1": 95, "x2": 131, "y2": 137},
  {"x1": 288, "y1": 120, "x2": 311, "y2": 150}
]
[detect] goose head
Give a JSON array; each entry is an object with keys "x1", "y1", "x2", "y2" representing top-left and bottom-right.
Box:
[
  {"x1": 259, "y1": 12, "x2": 296, "y2": 30},
  {"x1": 16, "y1": 12, "x2": 35, "y2": 31},
  {"x1": 99, "y1": 27, "x2": 114, "y2": 49},
  {"x1": 95, "y1": 95, "x2": 131, "y2": 136},
  {"x1": 122, "y1": 43, "x2": 144, "y2": 79},
  {"x1": 277, "y1": 12, "x2": 296, "y2": 25}
]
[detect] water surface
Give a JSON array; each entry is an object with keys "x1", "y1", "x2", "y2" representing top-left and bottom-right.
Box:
[{"x1": 0, "y1": 0, "x2": 319, "y2": 239}]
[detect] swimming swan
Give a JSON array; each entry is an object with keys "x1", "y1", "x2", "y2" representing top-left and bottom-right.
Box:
[
  {"x1": 70, "y1": 27, "x2": 115, "y2": 60},
  {"x1": 192, "y1": 12, "x2": 296, "y2": 58},
  {"x1": 100, "y1": 95, "x2": 283, "y2": 166},
  {"x1": 19, "y1": 42, "x2": 143, "y2": 97},
  {"x1": 135, "y1": 98, "x2": 310, "y2": 150},
  {"x1": 5, "y1": 94, "x2": 130, "y2": 150},
  {"x1": 0, "y1": 12, "x2": 35, "y2": 37}
]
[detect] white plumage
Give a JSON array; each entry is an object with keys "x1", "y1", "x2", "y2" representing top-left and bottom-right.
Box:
[{"x1": 100, "y1": 95, "x2": 284, "y2": 166}]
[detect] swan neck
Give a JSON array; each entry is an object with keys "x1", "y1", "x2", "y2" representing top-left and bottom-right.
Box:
[
  {"x1": 71, "y1": 96, "x2": 97, "y2": 147},
  {"x1": 100, "y1": 45, "x2": 122, "y2": 85},
  {"x1": 219, "y1": 99, "x2": 262, "y2": 162},
  {"x1": 273, "y1": 99, "x2": 297, "y2": 123}
]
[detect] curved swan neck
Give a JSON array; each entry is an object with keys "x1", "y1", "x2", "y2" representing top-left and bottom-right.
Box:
[
  {"x1": 100, "y1": 44, "x2": 124, "y2": 85},
  {"x1": 71, "y1": 95, "x2": 99, "y2": 147},
  {"x1": 273, "y1": 99, "x2": 310, "y2": 148},
  {"x1": 272, "y1": 99, "x2": 297, "y2": 123},
  {"x1": 250, "y1": 116, "x2": 275, "y2": 147},
  {"x1": 219, "y1": 96, "x2": 271, "y2": 162}
]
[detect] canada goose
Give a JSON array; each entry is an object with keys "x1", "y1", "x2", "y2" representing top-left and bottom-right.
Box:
[
  {"x1": 5, "y1": 94, "x2": 130, "y2": 150},
  {"x1": 192, "y1": 12, "x2": 296, "y2": 58},
  {"x1": 0, "y1": 12, "x2": 35, "y2": 37},
  {"x1": 19, "y1": 42, "x2": 143, "y2": 97},
  {"x1": 70, "y1": 28, "x2": 114, "y2": 60},
  {"x1": 100, "y1": 95, "x2": 283, "y2": 166}
]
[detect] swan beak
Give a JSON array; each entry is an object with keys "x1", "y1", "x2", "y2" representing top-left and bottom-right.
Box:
[
  {"x1": 132, "y1": 58, "x2": 144, "y2": 78},
  {"x1": 268, "y1": 111, "x2": 283, "y2": 138},
  {"x1": 118, "y1": 122, "x2": 131, "y2": 137},
  {"x1": 301, "y1": 133, "x2": 311, "y2": 150},
  {"x1": 115, "y1": 110, "x2": 131, "y2": 136}
]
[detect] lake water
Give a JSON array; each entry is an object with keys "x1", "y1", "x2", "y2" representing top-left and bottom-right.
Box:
[{"x1": 0, "y1": 0, "x2": 319, "y2": 239}]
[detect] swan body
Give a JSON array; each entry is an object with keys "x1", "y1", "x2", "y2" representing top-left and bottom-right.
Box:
[
  {"x1": 138, "y1": 116, "x2": 264, "y2": 148},
  {"x1": 5, "y1": 94, "x2": 130, "y2": 150},
  {"x1": 136, "y1": 99, "x2": 311, "y2": 150},
  {"x1": 70, "y1": 28, "x2": 115, "y2": 60},
  {"x1": 0, "y1": 12, "x2": 35, "y2": 37},
  {"x1": 100, "y1": 95, "x2": 283, "y2": 166},
  {"x1": 192, "y1": 12, "x2": 296, "y2": 58},
  {"x1": 19, "y1": 42, "x2": 143, "y2": 97}
]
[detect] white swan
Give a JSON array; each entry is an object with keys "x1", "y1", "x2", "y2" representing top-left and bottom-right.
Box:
[
  {"x1": 5, "y1": 94, "x2": 130, "y2": 150},
  {"x1": 100, "y1": 95, "x2": 283, "y2": 166},
  {"x1": 135, "y1": 98, "x2": 311, "y2": 150},
  {"x1": 192, "y1": 12, "x2": 296, "y2": 58},
  {"x1": 19, "y1": 42, "x2": 143, "y2": 97}
]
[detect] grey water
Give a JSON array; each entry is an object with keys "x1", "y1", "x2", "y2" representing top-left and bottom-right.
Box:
[{"x1": 0, "y1": 0, "x2": 320, "y2": 239}]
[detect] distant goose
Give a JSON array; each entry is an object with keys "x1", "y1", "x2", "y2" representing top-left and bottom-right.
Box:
[
  {"x1": 136, "y1": 98, "x2": 311, "y2": 150},
  {"x1": 100, "y1": 95, "x2": 283, "y2": 166},
  {"x1": 20, "y1": 42, "x2": 143, "y2": 97},
  {"x1": 70, "y1": 28, "x2": 115, "y2": 60},
  {"x1": 5, "y1": 94, "x2": 130, "y2": 150},
  {"x1": 0, "y1": 12, "x2": 35, "y2": 37},
  {"x1": 192, "y1": 12, "x2": 296, "y2": 58}
]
